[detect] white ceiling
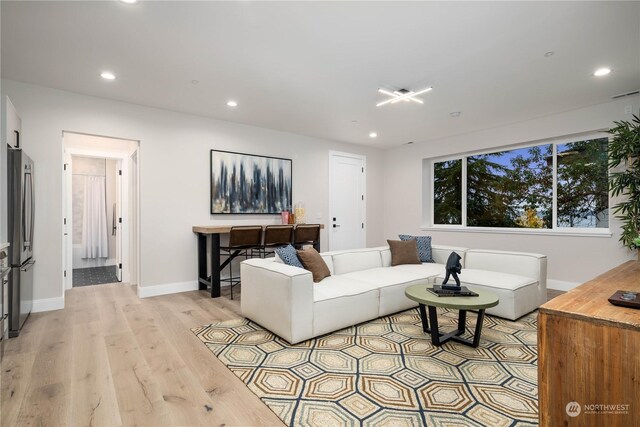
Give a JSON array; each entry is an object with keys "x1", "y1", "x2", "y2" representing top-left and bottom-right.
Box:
[{"x1": 2, "y1": 1, "x2": 639, "y2": 148}]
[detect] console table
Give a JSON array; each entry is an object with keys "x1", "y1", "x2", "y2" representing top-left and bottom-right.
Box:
[
  {"x1": 538, "y1": 261, "x2": 640, "y2": 426},
  {"x1": 193, "y1": 224, "x2": 323, "y2": 298}
]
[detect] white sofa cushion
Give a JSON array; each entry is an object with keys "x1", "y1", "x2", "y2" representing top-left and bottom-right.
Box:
[
  {"x1": 435, "y1": 268, "x2": 539, "y2": 320},
  {"x1": 342, "y1": 267, "x2": 427, "y2": 287},
  {"x1": 314, "y1": 290, "x2": 380, "y2": 337},
  {"x1": 391, "y1": 263, "x2": 445, "y2": 280},
  {"x1": 465, "y1": 249, "x2": 544, "y2": 282},
  {"x1": 438, "y1": 268, "x2": 537, "y2": 291},
  {"x1": 379, "y1": 282, "x2": 421, "y2": 316},
  {"x1": 241, "y1": 258, "x2": 314, "y2": 344},
  {"x1": 431, "y1": 245, "x2": 469, "y2": 266},
  {"x1": 331, "y1": 249, "x2": 382, "y2": 275},
  {"x1": 321, "y1": 255, "x2": 335, "y2": 276},
  {"x1": 343, "y1": 267, "x2": 433, "y2": 317},
  {"x1": 313, "y1": 275, "x2": 380, "y2": 302}
]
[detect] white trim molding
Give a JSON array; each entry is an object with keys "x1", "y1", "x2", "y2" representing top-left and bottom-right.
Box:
[
  {"x1": 137, "y1": 280, "x2": 199, "y2": 298},
  {"x1": 547, "y1": 279, "x2": 581, "y2": 292},
  {"x1": 421, "y1": 226, "x2": 612, "y2": 238},
  {"x1": 32, "y1": 296, "x2": 65, "y2": 313}
]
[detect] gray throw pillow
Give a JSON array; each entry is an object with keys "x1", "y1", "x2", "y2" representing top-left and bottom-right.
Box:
[
  {"x1": 399, "y1": 235, "x2": 434, "y2": 263},
  {"x1": 274, "y1": 244, "x2": 304, "y2": 268}
]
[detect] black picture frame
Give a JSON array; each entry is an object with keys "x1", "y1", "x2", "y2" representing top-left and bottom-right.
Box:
[{"x1": 210, "y1": 149, "x2": 293, "y2": 214}]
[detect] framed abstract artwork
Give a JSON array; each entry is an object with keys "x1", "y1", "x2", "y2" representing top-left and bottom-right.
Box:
[{"x1": 210, "y1": 149, "x2": 292, "y2": 214}]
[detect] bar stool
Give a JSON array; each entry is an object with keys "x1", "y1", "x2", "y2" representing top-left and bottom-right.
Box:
[
  {"x1": 293, "y1": 224, "x2": 321, "y2": 250},
  {"x1": 220, "y1": 226, "x2": 263, "y2": 300},
  {"x1": 261, "y1": 225, "x2": 294, "y2": 257}
]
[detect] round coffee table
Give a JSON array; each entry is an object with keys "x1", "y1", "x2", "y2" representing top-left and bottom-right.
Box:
[{"x1": 405, "y1": 284, "x2": 499, "y2": 348}]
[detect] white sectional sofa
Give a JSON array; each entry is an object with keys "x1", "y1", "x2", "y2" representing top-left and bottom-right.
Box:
[{"x1": 241, "y1": 245, "x2": 547, "y2": 344}]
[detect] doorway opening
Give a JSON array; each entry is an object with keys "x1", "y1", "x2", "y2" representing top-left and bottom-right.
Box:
[
  {"x1": 62, "y1": 132, "x2": 140, "y2": 290},
  {"x1": 70, "y1": 155, "x2": 119, "y2": 286}
]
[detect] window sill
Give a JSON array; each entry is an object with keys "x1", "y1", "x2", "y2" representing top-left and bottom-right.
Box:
[{"x1": 420, "y1": 226, "x2": 612, "y2": 238}]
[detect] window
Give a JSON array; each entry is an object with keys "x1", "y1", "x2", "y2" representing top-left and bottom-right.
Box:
[
  {"x1": 467, "y1": 145, "x2": 552, "y2": 228},
  {"x1": 433, "y1": 160, "x2": 462, "y2": 225},
  {"x1": 431, "y1": 136, "x2": 609, "y2": 232},
  {"x1": 557, "y1": 138, "x2": 609, "y2": 228}
]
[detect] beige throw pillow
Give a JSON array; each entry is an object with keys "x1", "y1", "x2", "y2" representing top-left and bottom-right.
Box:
[
  {"x1": 387, "y1": 239, "x2": 421, "y2": 266},
  {"x1": 297, "y1": 247, "x2": 331, "y2": 282}
]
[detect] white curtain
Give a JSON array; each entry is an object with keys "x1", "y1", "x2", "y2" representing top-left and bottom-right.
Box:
[{"x1": 81, "y1": 176, "x2": 109, "y2": 259}]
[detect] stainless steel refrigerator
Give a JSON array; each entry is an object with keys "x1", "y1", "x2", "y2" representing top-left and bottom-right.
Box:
[{"x1": 7, "y1": 146, "x2": 35, "y2": 337}]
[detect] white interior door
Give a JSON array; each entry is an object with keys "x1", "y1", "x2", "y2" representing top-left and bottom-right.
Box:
[
  {"x1": 115, "y1": 160, "x2": 123, "y2": 282},
  {"x1": 63, "y1": 150, "x2": 73, "y2": 289},
  {"x1": 329, "y1": 152, "x2": 366, "y2": 251}
]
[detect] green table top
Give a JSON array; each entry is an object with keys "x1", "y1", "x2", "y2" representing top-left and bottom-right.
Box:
[{"x1": 405, "y1": 284, "x2": 499, "y2": 310}]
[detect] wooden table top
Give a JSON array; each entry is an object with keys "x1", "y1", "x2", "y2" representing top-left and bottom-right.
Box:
[
  {"x1": 405, "y1": 284, "x2": 499, "y2": 310},
  {"x1": 539, "y1": 260, "x2": 640, "y2": 331},
  {"x1": 193, "y1": 224, "x2": 324, "y2": 234}
]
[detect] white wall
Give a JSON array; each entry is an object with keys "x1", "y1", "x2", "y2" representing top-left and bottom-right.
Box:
[
  {"x1": 384, "y1": 96, "x2": 640, "y2": 287},
  {"x1": 0, "y1": 79, "x2": 385, "y2": 301}
]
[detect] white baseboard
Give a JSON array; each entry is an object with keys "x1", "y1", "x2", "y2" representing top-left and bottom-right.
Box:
[
  {"x1": 138, "y1": 280, "x2": 199, "y2": 298},
  {"x1": 32, "y1": 296, "x2": 65, "y2": 313},
  {"x1": 547, "y1": 279, "x2": 581, "y2": 292}
]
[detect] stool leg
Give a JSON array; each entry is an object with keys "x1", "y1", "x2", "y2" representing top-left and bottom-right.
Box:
[{"x1": 230, "y1": 259, "x2": 234, "y2": 300}]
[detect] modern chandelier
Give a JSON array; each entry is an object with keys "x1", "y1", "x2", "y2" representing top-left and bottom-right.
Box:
[{"x1": 376, "y1": 87, "x2": 433, "y2": 107}]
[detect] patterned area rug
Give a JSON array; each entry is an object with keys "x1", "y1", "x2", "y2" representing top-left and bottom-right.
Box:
[{"x1": 192, "y1": 308, "x2": 538, "y2": 427}]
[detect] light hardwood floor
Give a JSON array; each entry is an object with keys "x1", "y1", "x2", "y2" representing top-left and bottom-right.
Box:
[
  {"x1": 1, "y1": 284, "x2": 565, "y2": 427},
  {"x1": 1, "y1": 284, "x2": 283, "y2": 427}
]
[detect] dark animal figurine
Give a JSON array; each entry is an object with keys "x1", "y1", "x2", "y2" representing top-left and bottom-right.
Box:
[{"x1": 441, "y1": 252, "x2": 462, "y2": 290}]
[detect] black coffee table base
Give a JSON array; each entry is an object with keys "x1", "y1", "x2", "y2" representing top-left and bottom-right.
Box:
[{"x1": 418, "y1": 303, "x2": 486, "y2": 348}]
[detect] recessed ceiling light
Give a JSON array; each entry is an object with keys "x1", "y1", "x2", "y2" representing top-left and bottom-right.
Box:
[
  {"x1": 544, "y1": 51, "x2": 555, "y2": 58},
  {"x1": 120, "y1": 0, "x2": 138, "y2": 4},
  {"x1": 369, "y1": 132, "x2": 377, "y2": 138},
  {"x1": 226, "y1": 100, "x2": 238, "y2": 107},
  {"x1": 100, "y1": 71, "x2": 116, "y2": 80},
  {"x1": 450, "y1": 111, "x2": 462, "y2": 118},
  {"x1": 594, "y1": 67, "x2": 612, "y2": 77}
]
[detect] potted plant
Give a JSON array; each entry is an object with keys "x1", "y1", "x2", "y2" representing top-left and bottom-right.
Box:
[{"x1": 608, "y1": 114, "x2": 640, "y2": 259}]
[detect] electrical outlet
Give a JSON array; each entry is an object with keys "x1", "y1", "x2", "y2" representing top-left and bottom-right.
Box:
[{"x1": 624, "y1": 105, "x2": 633, "y2": 115}]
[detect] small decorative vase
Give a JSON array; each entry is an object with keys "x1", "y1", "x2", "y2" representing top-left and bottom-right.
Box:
[
  {"x1": 281, "y1": 211, "x2": 289, "y2": 225},
  {"x1": 294, "y1": 202, "x2": 306, "y2": 224}
]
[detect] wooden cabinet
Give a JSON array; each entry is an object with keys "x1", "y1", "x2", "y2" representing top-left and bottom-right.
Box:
[{"x1": 538, "y1": 261, "x2": 640, "y2": 426}]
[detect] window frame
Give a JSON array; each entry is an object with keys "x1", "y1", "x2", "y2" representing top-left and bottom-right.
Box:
[{"x1": 426, "y1": 132, "x2": 612, "y2": 237}]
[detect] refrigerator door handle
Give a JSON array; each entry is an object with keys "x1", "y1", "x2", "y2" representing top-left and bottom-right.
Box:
[
  {"x1": 20, "y1": 260, "x2": 35, "y2": 272},
  {"x1": 30, "y1": 171, "x2": 34, "y2": 251},
  {"x1": 22, "y1": 173, "x2": 28, "y2": 250},
  {"x1": 23, "y1": 172, "x2": 33, "y2": 250}
]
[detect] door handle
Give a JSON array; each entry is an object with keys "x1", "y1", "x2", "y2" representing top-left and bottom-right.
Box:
[
  {"x1": 333, "y1": 224, "x2": 340, "y2": 228},
  {"x1": 30, "y1": 171, "x2": 35, "y2": 249},
  {"x1": 21, "y1": 260, "x2": 36, "y2": 272}
]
